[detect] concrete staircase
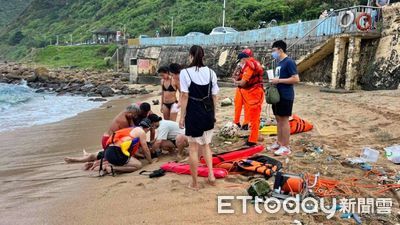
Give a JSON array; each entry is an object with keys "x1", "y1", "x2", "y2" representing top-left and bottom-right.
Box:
[{"x1": 296, "y1": 38, "x2": 336, "y2": 74}]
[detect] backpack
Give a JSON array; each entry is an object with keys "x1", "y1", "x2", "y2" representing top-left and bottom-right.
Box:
[{"x1": 265, "y1": 82, "x2": 280, "y2": 104}]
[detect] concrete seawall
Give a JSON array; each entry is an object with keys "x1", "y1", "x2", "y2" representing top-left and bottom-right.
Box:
[{"x1": 123, "y1": 3, "x2": 400, "y2": 90}]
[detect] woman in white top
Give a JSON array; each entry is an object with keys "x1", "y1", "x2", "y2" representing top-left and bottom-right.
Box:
[{"x1": 179, "y1": 45, "x2": 219, "y2": 190}]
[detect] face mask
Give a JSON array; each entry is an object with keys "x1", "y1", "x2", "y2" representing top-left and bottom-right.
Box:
[{"x1": 272, "y1": 51, "x2": 280, "y2": 60}]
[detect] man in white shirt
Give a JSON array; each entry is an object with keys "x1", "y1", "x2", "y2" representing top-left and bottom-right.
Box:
[{"x1": 149, "y1": 114, "x2": 188, "y2": 158}]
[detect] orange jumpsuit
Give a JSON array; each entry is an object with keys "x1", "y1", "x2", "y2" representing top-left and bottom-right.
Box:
[
  {"x1": 240, "y1": 59, "x2": 264, "y2": 143},
  {"x1": 233, "y1": 65, "x2": 249, "y2": 126}
]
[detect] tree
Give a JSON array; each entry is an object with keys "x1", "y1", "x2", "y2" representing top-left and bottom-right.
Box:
[{"x1": 8, "y1": 31, "x2": 25, "y2": 46}]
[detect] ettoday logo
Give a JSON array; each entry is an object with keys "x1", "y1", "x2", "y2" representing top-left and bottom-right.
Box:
[{"x1": 217, "y1": 195, "x2": 393, "y2": 219}]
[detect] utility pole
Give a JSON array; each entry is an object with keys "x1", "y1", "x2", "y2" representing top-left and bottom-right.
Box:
[
  {"x1": 56, "y1": 35, "x2": 59, "y2": 45},
  {"x1": 222, "y1": 0, "x2": 226, "y2": 27},
  {"x1": 171, "y1": 16, "x2": 174, "y2": 37},
  {"x1": 70, "y1": 34, "x2": 73, "y2": 46}
]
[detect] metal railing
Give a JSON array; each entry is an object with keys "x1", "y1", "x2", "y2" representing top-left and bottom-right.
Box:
[{"x1": 265, "y1": 5, "x2": 384, "y2": 73}]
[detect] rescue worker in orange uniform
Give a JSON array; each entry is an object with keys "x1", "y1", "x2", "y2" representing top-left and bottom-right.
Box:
[
  {"x1": 233, "y1": 51, "x2": 264, "y2": 146},
  {"x1": 233, "y1": 49, "x2": 255, "y2": 130}
]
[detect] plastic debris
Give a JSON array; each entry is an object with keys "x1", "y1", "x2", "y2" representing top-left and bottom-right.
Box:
[
  {"x1": 341, "y1": 213, "x2": 362, "y2": 224},
  {"x1": 291, "y1": 220, "x2": 302, "y2": 225},
  {"x1": 360, "y1": 163, "x2": 372, "y2": 171},
  {"x1": 384, "y1": 145, "x2": 400, "y2": 164},
  {"x1": 221, "y1": 97, "x2": 233, "y2": 107},
  {"x1": 346, "y1": 147, "x2": 379, "y2": 164}
]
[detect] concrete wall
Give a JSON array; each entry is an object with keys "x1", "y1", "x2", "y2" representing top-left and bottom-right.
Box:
[{"x1": 124, "y1": 37, "x2": 328, "y2": 79}]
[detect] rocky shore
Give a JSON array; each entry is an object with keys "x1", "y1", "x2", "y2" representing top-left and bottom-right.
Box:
[{"x1": 0, "y1": 62, "x2": 152, "y2": 98}]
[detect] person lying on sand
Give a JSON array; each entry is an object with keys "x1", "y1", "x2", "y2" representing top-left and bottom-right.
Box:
[
  {"x1": 147, "y1": 114, "x2": 189, "y2": 159},
  {"x1": 100, "y1": 118, "x2": 157, "y2": 174},
  {"x1": 64, "y1": 116, "x2": 160, "y2": 168},
  {"x1": 65, "y1": 118, "x2": 157, "y2": 174}
]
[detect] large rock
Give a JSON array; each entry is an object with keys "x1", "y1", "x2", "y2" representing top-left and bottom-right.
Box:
[
  {"x1": 34, "y1": 67, "x2": 50, "y2": 82},
  {"x1": 98, "y1": 85, "x2": 115, "y2": 97},
  {"x1": 121, "y1": 86, "x2": 139, "y2": 95}
]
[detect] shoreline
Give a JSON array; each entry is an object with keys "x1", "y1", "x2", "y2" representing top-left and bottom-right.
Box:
[{"x1": 1, "y1": 85, "x2": 400, "y2": 224}]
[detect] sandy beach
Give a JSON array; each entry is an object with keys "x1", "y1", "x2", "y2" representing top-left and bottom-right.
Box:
[{"x1": 1, "y1": 84, "x2": 400, "y2": 225}]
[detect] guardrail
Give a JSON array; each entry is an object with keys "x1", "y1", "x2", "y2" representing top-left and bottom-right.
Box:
[{"x1": 137, "y1": 5, "x2": 382, "y2": 47}]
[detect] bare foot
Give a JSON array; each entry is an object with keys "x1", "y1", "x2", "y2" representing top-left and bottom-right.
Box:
[
  {"x1": 82, "y1": 149, "x2": 90, "y2": 157},
  {"x1": 104, "y1": 165, "x2": 115, "y2": 176},
  {"x1": 64, "y1": 157, "x2": 74, "y2": 163},
  {"x1": 187, "y1": 183, "x2": 199, "y2": 191},
  {"x1": 207, "y1": 175, "x2": 216, "y2": 186},
  {"x1": 82, "y1": 162, "x2": 94, "y2": 171}
]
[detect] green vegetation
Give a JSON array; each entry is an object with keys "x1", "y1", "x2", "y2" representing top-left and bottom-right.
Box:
[
  {"x1": 1, "y1": 0, "x2": 398, "y2": 64},
  {"x1": 0, "y1": 0, "x2": 33, "y2": 28},
  {"x1": 30, "y1": 45, "x2": 117, "y2": 69}
]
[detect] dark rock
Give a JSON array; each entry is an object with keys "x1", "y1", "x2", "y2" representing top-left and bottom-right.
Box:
[
  {"x1": 120, "y1": 73, "x2": 130, "y2": 82},
  {"x1": 5, "y1": 73, "x2": 21, "y2": 80},
  {"x1": 88, "y1": 98, "x2": 107, "y2": 102},
  {"x1": 35, "y1": 88, "x2": 45, "y2": 93},
  {"x1": 80, "y1": 83, "x2": 95, "y2": 93},
  {"x1": 98, "y1": 85, "x2": 115, "y2": 97},
  {"x1": 25, "y1": 74, "x2": 38, "y2": 82},
  {"x1": 120, "y1": 85, "x2": 139, "y2": 95},
  {"x1": 87, "y1": 92, "x2": 101, "y2": 97},
  {"x1": 139, "y1": 88, "x2": 150, "y2": 95}
]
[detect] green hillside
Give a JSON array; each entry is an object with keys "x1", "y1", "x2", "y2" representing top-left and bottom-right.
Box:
[
  {"x1": 0, "y1": 0, "x2": 33, "y2": 29},
  {"x1": 1, "y1": 0, "x2": 397, "y2": 61},
  {"x1": 31, "y1": 45, "x2": 117, "y2": 69}
]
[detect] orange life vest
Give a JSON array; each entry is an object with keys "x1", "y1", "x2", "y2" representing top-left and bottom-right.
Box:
[
  {"x1": 106, "y1": 127, "x2": 140, "y2": 157},
  {"x1": 242, "y1": 58, "x2": 264, "y2": 89},
  {"x1": 237, "y1": 159, "x2": 279, "y2": 179},
  {"x1": 289, "y1": 115, "x2": 313, "y2": 135}
]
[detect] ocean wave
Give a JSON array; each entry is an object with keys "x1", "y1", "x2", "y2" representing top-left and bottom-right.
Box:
[
  {"x1": 0, "y1": 82, "x2": 33, "y2": 110},
  {"x1": 0, "y1": 83, "x2": 104, "y2": 132}
]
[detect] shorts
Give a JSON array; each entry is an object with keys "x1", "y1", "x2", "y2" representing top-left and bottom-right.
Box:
[
  {"x1": 96, "y1": 151, "x2": 104, "y2": 160},
  {"x1": 272, "y1": 99, "x2": 294, "y2": 117},
  {"x1": 102, "y1": 134, "x2": 110, "y2": 149},
  {"x1": 104, "y1": 146, "x2": 129, "y2": 166},
  {"x1": 187, "y1": 130, "x2": 213, "y2": 145},
  {"x1": 170, "y1": 103, "x2": 180, "y2": 114}
]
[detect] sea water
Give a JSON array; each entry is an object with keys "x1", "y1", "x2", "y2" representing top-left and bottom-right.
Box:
[{"x1": 0, "y1": 81, "x2": 104, "y2": 132}]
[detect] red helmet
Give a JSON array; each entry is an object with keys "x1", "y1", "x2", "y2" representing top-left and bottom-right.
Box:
[{"x1": 242, "y1": 48, "x2": 253, "y2": 57}]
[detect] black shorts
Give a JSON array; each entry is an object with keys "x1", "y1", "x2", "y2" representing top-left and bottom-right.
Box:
[
  {"x1": 96, "y1": 151, "x2": 104, "y2": 160},
  {"x1": 272, "y1": 99, "x2": 294, "y2": 117},
  {"x1": 104, "y1": 146, "x2": 129, "y2": 166}
]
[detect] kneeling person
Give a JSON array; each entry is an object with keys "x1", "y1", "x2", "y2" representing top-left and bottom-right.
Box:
[
  {"x1": 102, "y1": 118, "x2": 156, "y2": 174},
  {"x1": 148, "y1": 114, "x2": 188, "y2": 158}
]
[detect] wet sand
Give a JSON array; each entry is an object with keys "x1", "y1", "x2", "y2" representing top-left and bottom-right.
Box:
[{"x1": 1, "y1": 85, "x2": 400, "y2": 225}]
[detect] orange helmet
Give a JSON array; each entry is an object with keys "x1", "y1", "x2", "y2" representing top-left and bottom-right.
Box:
[{"x1": 242, "y1": 48, "x2": 253, "y2": 57}]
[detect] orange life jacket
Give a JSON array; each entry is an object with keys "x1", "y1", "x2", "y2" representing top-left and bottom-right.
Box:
[
  {"x1": 237, "y1": 159, "x2": 279, "y2": 179},
  {"x1": 106, "y1": 127, "x2": 140, "y2": 157},
  {"x1": 242, "y1": 58, "x2": 264, "y2": 89},
  {"x1": 289, "y1": 115, "x2": 313, "y2": 135}
]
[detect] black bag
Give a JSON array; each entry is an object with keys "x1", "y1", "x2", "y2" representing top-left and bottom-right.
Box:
[{"x1": 139, "y1": 169, "x2": 166, "y2": 178}]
